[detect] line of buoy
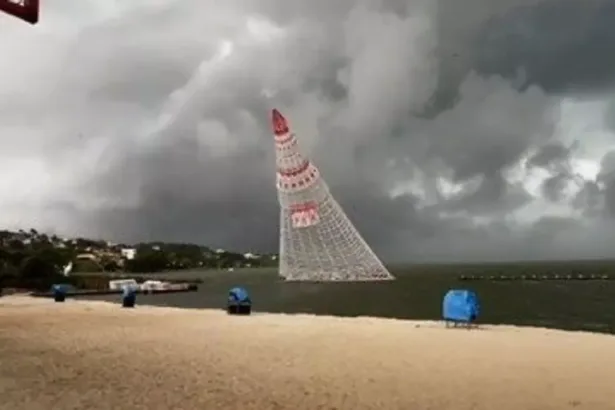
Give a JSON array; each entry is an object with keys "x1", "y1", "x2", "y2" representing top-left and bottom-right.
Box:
[{"x1": 458, "y1": 274, "x2": 615, "y2": 281}]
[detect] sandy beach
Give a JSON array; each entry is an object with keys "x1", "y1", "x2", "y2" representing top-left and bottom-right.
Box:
[{"x1": 1, "y1": 296, "x2": 614, "y2": 410}]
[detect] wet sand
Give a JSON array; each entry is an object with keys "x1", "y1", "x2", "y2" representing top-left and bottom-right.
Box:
[{"x1": 1, "y1": 295, "x2": 614, "y2": 410}]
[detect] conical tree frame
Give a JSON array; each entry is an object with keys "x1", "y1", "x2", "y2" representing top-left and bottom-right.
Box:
[{"x1": 271, "y1": 109, "x2": 395, "y2": 282}]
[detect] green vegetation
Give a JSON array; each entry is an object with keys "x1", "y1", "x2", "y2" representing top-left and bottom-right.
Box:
[
  {"x1": 0, "y1": 230, "x2": 74, "y2": 291},
  {"x1": 0, "y1": 228, "x2": 278, "y2": 291},
  {"x1": 124, "y1": 242, "x2": 276, "y2": 273}
]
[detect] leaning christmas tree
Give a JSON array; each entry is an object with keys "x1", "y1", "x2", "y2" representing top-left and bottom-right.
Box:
[{"x1": 271, "y1": 109, "x2": 394, "y2": 282}]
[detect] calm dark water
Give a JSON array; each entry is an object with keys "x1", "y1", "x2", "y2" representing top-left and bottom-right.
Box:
[{"x1": 82, "y1": 267, "x2": 615, "y2": 334}]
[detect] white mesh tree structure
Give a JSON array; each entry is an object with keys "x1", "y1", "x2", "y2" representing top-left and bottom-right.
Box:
[{"x1": 271, "y1": 109, "x2": 395, "y2": 282}]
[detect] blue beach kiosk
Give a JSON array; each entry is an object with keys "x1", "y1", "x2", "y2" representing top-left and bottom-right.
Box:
[
  {"x1": 227, "y1": 287, "x2": 251, "y2": 315},
  {"x1": 122, "y1": 286, "x2": 137, "y2": 308},
  {"x1": 442, "y1": 289, "x2": 480, "y2": 328}
]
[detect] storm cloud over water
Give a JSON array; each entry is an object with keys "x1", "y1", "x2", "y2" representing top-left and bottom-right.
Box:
[{"x1": 2, "y1": 0, "x2": 615, "y2": 262}]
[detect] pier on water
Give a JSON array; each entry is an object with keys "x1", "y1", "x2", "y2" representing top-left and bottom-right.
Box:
[
  {"x1": 30, "y1": 283, "x2": 198, "y2": 298},
  {"x1": 458, "y1": 274, "x2": 615, "y2": 282}
]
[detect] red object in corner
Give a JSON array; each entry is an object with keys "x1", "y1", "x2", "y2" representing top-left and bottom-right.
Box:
[
  {"x1": 0, "y1": 0, "x2": 39, "y2": 24},
  {"x1": 271, "y1": 109, "x2": 289, "y2": 136}
]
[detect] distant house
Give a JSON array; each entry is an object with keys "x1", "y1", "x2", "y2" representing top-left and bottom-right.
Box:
[
  {"x1": 121, "y1": 248, "x2": 137, "y2": 260},
  {"x1": 244, "y1": 252, "x2": 260, "y2": 260}
]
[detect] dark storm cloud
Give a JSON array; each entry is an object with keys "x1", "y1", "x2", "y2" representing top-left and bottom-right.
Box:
[
  {"x1": 572, "y1": 181, "x2": 602, "y2": 214},
  {"x1": 464, "y1": 0, "x2": 615, "y2": 94},
  {"x1": 424, "y1": 75, "x2": 556, "y2": 181},
  {"x1": 596, "y1": 150, "x2": 615, "y2": 216},
  {"x1": 528, "y1": 142, "x2": 572, "y2": 170},
  {"x1": 441, "y1": 173, "x2": 532, "y2": 216},
  {"x1": 4, "y1": 0, "x2": 615, "y2": 261},
  {"x1": 541, "y1": 173, "x2": 569, "y2": 202},
  {"x1": 526, "y1": 141, "x2": 584, "y2": 204},
  {"x1": 570, "y1": 150, "x2": 615, "y2": 218},
  {"x1": 83, "y1": 0, "x2": 615, "y2": 259},
  {"x1": 429, "y1": 0, "x2": 615, "y2": 116},
  {"x1": 598, "y1": 151, "x2": 615, "y2": 180}
]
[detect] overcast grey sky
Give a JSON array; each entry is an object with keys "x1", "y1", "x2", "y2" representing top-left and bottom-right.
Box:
[{"x1": 2, "y1": 0, "x2": 615, "y2": 262}]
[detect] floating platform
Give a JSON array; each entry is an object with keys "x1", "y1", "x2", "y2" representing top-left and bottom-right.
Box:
[
  {"x1": 458, "y1": 274, "x2": 615, "y2": 282},
  {"x1": 30, "y1": 283, "x2": 198, "y2": 298}
]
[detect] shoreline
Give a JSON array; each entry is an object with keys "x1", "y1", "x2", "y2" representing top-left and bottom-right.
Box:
[
  {"x1": 4, "y1": 294, "x2": 614, "y2": 340},
  {"x1": 76, "y1": 295, "x2": 615, "y2": 336},
  {"x1": 8, "y1": 293, "x2": 613, "y2": 337}
]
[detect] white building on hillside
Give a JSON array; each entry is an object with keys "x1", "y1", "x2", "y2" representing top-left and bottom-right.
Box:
[{"x1": 121, "y1": 248, "x2": 137, "y2": 260}]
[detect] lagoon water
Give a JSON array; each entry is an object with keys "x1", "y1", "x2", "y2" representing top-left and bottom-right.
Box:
[{"x1": 83, "y1": 266, "x2": 615, "y2": 334}]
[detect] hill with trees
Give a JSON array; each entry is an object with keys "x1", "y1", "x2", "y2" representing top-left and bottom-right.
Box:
[{"x1": 0, "y1": 229, "x2": 278, "y2": 291}]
